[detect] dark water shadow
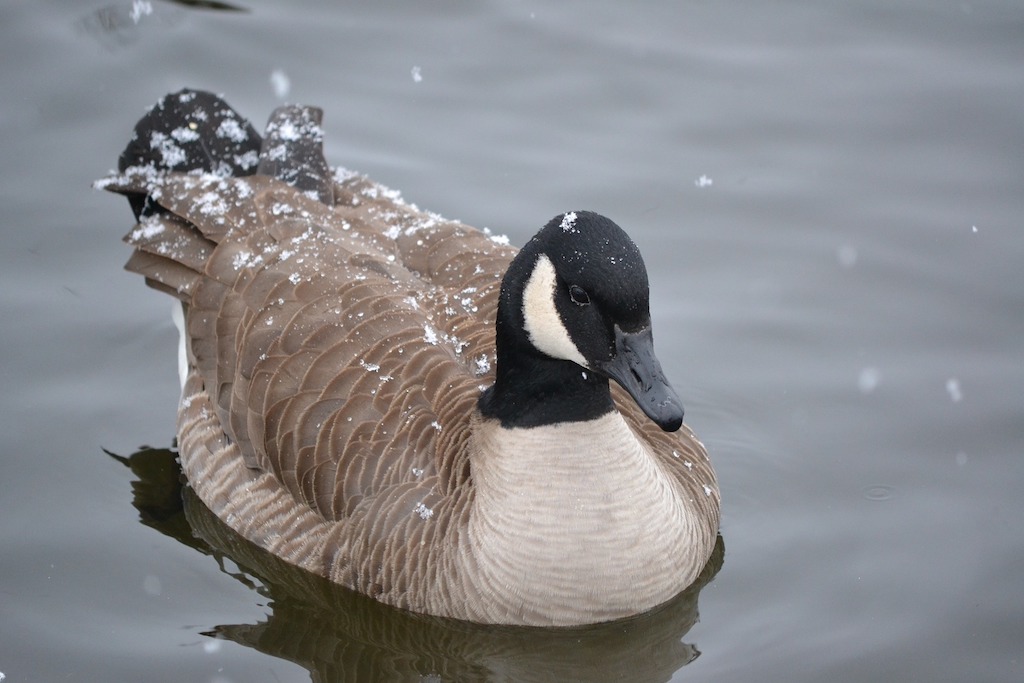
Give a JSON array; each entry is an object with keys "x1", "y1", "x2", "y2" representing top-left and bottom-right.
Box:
[
  {"x1": 78, "y1": 0, "x2": 247, "y2": 51},
  {"x1": 162, "y1": 0, "x2": 248, "y2": 10},
  {"x1": 110, "y1": 445, "x2": 725, "y2": 683}
]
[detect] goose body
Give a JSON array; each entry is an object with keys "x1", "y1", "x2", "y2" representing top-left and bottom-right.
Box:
[{"x1": 101, "y1": 90, "x2": 719, "y2": 626}]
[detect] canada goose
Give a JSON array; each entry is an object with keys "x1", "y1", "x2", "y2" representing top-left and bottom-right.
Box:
[{"x1": 100, "y1": 89, "x2": 719, "y2": 627}]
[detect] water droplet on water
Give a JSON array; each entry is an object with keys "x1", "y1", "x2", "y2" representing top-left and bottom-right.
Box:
[
  {"x1": 858, "y1": 367, "x2": 880, "y2": 394},
  {"x1": 946, "y1": 378, "x2": 963, "y2": 402},
  {"x1": 130, "y1": 0, "x2": 153, "y2": 24},
  {"x1": 143, "y1": 574, "x2": 162, "y2": 596},
  {"x1": 838, "y1": 244, "x2": 858, "y2": 268},
  {"x1": 269, "y1": 69, "x2": 290, "y2": 99},
  {"x1": 863, "y1": 484, "x2": 894, "y2": 501}
]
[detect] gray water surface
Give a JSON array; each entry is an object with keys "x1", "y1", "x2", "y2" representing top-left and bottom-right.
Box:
[{"x1": 1, "y1": 1, "x2": 1022, "y2": 681}]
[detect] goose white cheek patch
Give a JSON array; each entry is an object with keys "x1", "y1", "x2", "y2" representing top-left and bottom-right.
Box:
[{"x1": 522, "y1": 254, "x2": 589, "y2": 368}]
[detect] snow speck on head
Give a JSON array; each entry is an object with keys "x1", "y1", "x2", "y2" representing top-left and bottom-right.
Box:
[
  {"x1": 858, "y1": 367, "x2": 881, "y2": 394},
  {"x1": 946, "y1": 378, "x2": 963, "y2": 402},
  {"x1": 695, "y1": 174, "x2": 713, "y2": 188},
  {"x1": 411, "y1": 65, "x2": 423, "y2": 83},
  {"x1": 560, "y1": 211, "x2": 578, "y2": 232},
  {"x1": 270, "y1": 68, "x2": 291, "y2": 99}
]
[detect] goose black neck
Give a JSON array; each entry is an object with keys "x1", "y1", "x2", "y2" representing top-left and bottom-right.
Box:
[
  {"x1": 478, "y1": 285, "x2": 615, "y2": 429},
  {"x1": 478, "y1": 350, "x2": 615, "y2": 429}
]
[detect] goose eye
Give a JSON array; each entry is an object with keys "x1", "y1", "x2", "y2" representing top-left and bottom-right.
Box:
[{"x1": 569, "y1": 285, "x2": 591, "y2": 306}]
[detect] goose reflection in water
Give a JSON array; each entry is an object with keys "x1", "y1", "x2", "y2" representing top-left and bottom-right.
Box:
[{"x1": 111, "y1": 446, "x2": 724, "y2": 683}]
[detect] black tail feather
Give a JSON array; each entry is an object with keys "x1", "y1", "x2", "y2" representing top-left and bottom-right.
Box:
[
  {"x1": 257, "y1": 105, "x2": 335, "y2": 206},
  {"x1": 118, "y1": 89, "x2": 262, "y2": 219}
]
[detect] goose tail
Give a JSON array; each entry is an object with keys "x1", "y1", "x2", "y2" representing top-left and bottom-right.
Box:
[
  {"x1": 115, "y1": 88, "x2": 264, "y2": 220},
  {"x1": 92, "y1": 89, "x2": 257, "y2": 299},
  {"x1": 99, "y1": 89, "x2": 335, "y2": 301}
]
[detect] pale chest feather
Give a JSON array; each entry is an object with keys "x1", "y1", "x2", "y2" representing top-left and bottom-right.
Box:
[{"x1": 456, "y1": 413, "x2": 705, "y2": 626}]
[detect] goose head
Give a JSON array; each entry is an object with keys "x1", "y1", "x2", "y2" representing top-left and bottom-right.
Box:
[{"x1": 479, "y1": 211, "x2": 684, "y2": 432}]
